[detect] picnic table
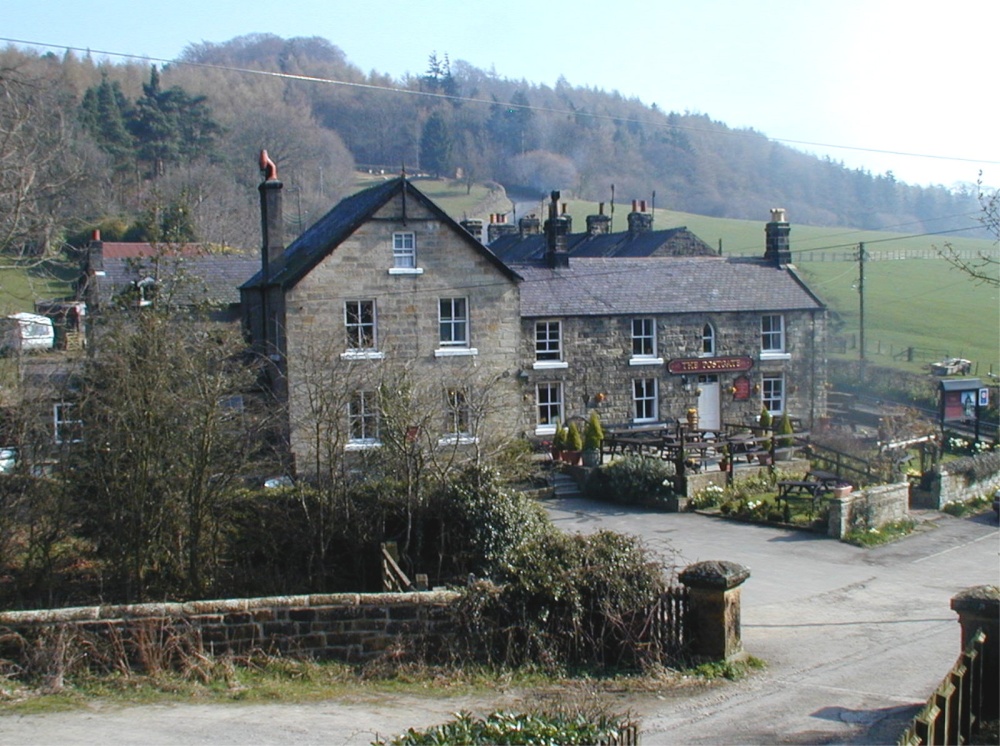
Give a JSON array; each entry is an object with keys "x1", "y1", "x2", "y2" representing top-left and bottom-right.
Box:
[{"x1": 776, "y1": 479, "x2": 833, "y2": 522}]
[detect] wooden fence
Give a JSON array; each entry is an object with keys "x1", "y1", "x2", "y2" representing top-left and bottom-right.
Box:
[
  {"x1": 652, "y1": 585, "x2": 690, "y2": 660},
  {"x1": 897, "y1": 629, "x2": 986, "y2": 745},
  {"x1": 603, "y1": 722, "x2": 640, "y2": 745}
]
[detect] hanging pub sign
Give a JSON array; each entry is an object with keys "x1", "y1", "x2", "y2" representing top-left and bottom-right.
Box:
[
  {"x1": 732, "y1": 375, "x2": 751, "y2": 400},
  {"x1": 667, "y1": 356, "x2": 754, "y2": 375}
]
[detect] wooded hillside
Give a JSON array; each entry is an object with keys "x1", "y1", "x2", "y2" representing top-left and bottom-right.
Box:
[{"x1": 0, "y1": 34, "x2": 984, "y2": 259}]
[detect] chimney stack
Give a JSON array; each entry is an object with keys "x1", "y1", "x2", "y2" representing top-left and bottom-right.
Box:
[
  {"x1": 764, "y1": 208, "x2": 792, "y2": 266},
  {"x1": 486, "y1": 213, "x2": 518, "y2": 244},
  {"x1": 627, "y1": 200, "x2": 653, "y2": 236},
  {"x1": 586, "y1": 202, "x2": 611, "y2": 235},
  {"x1": 518, "y1": 215, "x2": 541, "y2": 236},
  {"x1": 545, "y1": 190, "x2": 570, "y2": 268},
  {"x1": 258, "y1": 150, "x2": 284, "y2": 282},
  {"x1": 460, "y1": 218, "x2": 484, "y2": 243}
]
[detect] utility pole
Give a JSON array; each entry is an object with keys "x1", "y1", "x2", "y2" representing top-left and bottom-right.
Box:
[{"x1": 858, "y1": 242, "x2": 866, "y2": 382}]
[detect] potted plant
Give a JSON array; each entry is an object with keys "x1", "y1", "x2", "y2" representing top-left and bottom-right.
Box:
[
  {"x1": 552, "y1": 422, "x2": 567, "y2": 461},
  {"x1": 564, "y1": 421, "x2": 584, "y2": 465},
  {"x1": 582, "y1": 411, "x2": 604, "y2": 467},
  {"x1": 832, "y1": 482, "x2": 853, "y2": 498}
]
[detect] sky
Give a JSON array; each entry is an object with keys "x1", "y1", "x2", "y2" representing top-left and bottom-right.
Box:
[{"x1": 4, "y1": 0, "x2": 999, "y2": 190}]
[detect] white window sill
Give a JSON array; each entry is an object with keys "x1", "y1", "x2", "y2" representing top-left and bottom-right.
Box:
[
  {"x1": 533, "y1": 360, "x2": 568, "y2": 370},
  {"x1": 632, "y1": 418, "x2": 658, "y2": 425},
  {"x1": 340, "y1": 350, "x2": 385, "y2": 361},
  {"x1": 759, "y1": 351, "x2": 791, "y2": 361},
  {"x1": 698, "y1": 352, "x2": 716, "y2": 358},
  {"x1": 434, "y1": 347, "x2": 478, "y2": 357},
  {"x1": 388, "y1": 267, "x2": 424, "y2": 275},
  {"x1": 437, "y1": 435, "x2": 479, "y2": 447},
  {"x1": 535, "y1": 425, "x2": 557, "y2": 436},
  {"x1": 629, "y1": 356, "x2": 664, "y2": 366},
  {"x1": 345, "y1": 440, "x2": 382, "y2": 451}
]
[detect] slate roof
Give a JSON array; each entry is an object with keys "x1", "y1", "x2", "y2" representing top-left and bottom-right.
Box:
[
  {"x1": 489, "y1": 226, "x2": 715, "y2": 262},
  {"x1": 242, "y1": 177, "x2": 519, "y2": 290},
  {"x1": 512, "y1": 256, "x2": 825, "y2": 318},
  {"x1": 89, "y1": 254, "x2": 258, "y2": 308}
]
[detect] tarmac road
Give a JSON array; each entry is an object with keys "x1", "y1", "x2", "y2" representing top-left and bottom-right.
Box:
[{"x1": 1, "y1": 505, "x2": 997, "y2": 745}]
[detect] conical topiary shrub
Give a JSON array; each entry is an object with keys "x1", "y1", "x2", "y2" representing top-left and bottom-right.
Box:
[
  {"x1": 583, "y1": 411, "x2": 604, "y2": 451},
  {"x1": 777, "y1": 412, "x2": 794, "y2": 448}
]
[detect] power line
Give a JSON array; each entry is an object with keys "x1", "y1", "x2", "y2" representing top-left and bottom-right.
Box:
[{"x1": 3, "y1": 36, "x2": 998, "y2": 172}]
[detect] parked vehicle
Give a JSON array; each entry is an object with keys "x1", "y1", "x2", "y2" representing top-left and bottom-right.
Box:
[{"x1": 0, "y1": 313, "x2": 55, "y2": 352}]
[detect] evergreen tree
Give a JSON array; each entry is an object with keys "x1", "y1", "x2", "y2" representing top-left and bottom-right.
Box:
[
  {"x1": 129, "y1": 66, "x2": 221, "y2": 177},
  {"x1": 79, "y1": 74, "x2": 134, "y2": 171},
  {"x1": 419, "y1": 110, "x2": 452, "y2": 178}
]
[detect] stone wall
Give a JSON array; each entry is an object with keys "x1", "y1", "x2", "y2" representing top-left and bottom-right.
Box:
[
  {"x1": 0, "y1": 591, "x2": 460, "y2": 665},
  {"x1": 827, "y1": 482, "x2": 909, "y2": 539},
  {"x1": 924, "y1": 452, "x2": 1000, "y2": 509}
]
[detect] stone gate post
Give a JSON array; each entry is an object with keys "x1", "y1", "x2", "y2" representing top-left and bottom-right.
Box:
[
  {"x1": 951, "y1": 585, "x2": 999, "y2": 720},
  {"x1": 679, "y1": 560, "x2": 751, "y2": 662}
]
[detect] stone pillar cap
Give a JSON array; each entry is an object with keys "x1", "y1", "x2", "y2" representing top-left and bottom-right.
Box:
[
  {"x1": 951, "y1": 585, "x2": 1000, "y2": 613},
  {"x1": 680, "y1": 560, "x2": 751, "y2": 590}
]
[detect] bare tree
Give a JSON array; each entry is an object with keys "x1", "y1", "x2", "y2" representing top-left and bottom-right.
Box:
[
  {"x1": 939, "y1": 178, "x2": 999, "y2": 287},
  {"x1": 70, "y1": 310, "x2": 266, "y2": 601},
  {"x1": 0, "y1": 62, "x2": 88, "y2": 263}
]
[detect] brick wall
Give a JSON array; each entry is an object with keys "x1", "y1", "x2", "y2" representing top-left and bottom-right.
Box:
[{"x1": 0, "y1": 591, "x2": 461, "y2": 665}]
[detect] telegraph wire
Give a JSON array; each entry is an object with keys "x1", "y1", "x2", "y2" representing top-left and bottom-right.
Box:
[{"x1": 2, "y1": 36, "x2": 998, "y2": 172}]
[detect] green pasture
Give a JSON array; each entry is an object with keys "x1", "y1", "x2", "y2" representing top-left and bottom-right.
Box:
[{"x1": 796, "y1": 259, "x2": 999, "y2": 375}]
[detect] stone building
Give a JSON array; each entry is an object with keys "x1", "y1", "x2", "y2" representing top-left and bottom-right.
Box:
[
  {"x1": 503, "y1": 198, "x2": 827, "y2": 435},
  {"x1": 241, "y1": 175, "x2": 826, "y2": 473},
  {"x1": 240, "y1": 175, "x2": 523, "y2": 473}
]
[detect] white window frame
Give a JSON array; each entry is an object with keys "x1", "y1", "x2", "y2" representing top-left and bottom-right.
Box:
[
  {"x1": 342, "y1": 299, "x2": 384, "y2": 360},
  {"x1": 701, "y1": 323, "x2": 716, "y2": 357},
  {"x1": 761, "y1": 314, "x2": 789, "y2": 359},
  {"x1": 534, "y1": 320, "x2": 567, "y2": 369},
  {"x1": 439, "y1": 387, "x2": 478, "y2": 445},
  {"x1": 388, "y1": 231, "x2": 423, "y2": 275},
  {"x1": 629, "y1": 317, "x2": 663, "y2": 366},
  {"x1": 762, "y1": 374, "x2": 785, "y2": 416},
  {"x1": 632, "y1": 378, "x2": 658, "y2": 423},
  {"x1": 435, "y1": 297, "x2": 477, "y2": 356},
  {"x1": 53, "y1": 402, "x2": 83, "y2": 444},
  {"x1": 346, "y1": 390, "x2": 381, "y2": 449},
  {"x1": 535, "y1": 381, "x2": 563, "y2": 435}
]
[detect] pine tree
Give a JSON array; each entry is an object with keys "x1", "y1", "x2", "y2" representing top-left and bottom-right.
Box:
[{"x1": 419, "y1": 111, "x2": 452, "y2": 178}]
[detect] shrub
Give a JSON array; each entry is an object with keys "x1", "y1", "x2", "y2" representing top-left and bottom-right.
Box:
[
  {"x1": 457, "y1": 529, "x2": 669, "y2": 670},
  {"x1": 553, "y1": 422, "x2": 568, "y2": 451},
  {"x1": 566, "y1": 421, "x2": 584, "y2": 451},
  {"x1": 777, "y1": 412, "x2": 794, "y2": 448},
  {"x1": 583, "y1": 411, "x2": 604, "y2": 451},
  {"x1": 385, "y1": 710, "x2": 634, "y2": 745},
  {"x1": 583, "y1": 455, "x2": 675, "y2": 505}
]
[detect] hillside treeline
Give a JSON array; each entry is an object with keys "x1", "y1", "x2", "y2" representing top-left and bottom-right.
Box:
[{"x1": 0, "y1": 34, "x2": 983, "y2": 258}]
